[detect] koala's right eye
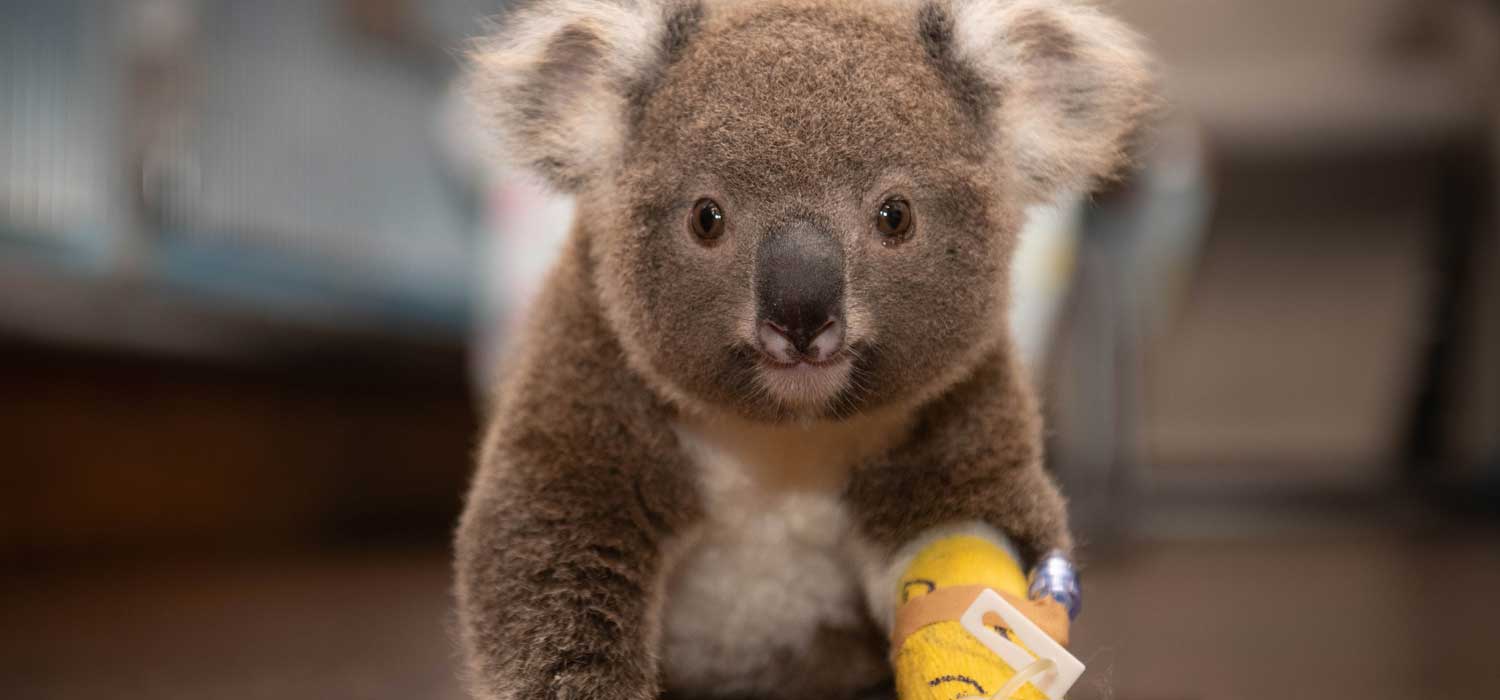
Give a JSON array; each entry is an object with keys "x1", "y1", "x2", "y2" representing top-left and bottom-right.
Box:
[{"x1": 690, "y1": 199, "x2": 726, "y2": 242}]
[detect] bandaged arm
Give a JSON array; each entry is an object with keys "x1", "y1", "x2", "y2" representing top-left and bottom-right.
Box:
[{"x1": 867, "y1": 524, "x2": 1079, "y2": 700}]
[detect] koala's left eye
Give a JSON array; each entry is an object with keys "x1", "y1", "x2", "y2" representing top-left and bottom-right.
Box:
[
  {"x1": 690, "y1": 199, "x2": 726, "y2": 242},
  {"x1": 875, "y1": 197, "x2": 913, "y2": 241}
]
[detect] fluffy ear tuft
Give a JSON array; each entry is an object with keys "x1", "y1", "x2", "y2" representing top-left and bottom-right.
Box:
[
  {"x1": 467, "y1": 0, "x2": 694, "y2": 192},
  {"x1": 941, "y1": 0, "x2": 1155, "y2": 203}
]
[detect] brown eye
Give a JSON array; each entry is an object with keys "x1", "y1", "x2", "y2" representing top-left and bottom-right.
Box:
[
  {"x1": 690, "y1": 199, "x2": 725, "y2": 241},
  {"x1": 875, "y1": 197, "x2": 912, "y2": 240}
]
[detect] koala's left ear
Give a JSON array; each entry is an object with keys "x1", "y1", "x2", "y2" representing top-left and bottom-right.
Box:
[
  {"x1": 467, "y1": 0, "x2": 699, "y2": 193},
  {"x1": 928, "y1": 0, "x2": 1155, "y2": 203}
]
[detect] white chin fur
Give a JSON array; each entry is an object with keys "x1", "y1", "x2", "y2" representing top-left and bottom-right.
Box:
[{"x1": 756, "y1": 357, "x2": 852, "y2": 408}]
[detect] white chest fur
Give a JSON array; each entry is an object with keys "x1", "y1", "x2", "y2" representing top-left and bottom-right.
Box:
[{"x1": 659, "y1": 411, "x2": 911, "y2": 696}]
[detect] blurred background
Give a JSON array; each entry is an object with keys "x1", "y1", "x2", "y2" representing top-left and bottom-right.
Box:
[{"x1": 1, "y1": 1, "x2": 1497, "y2": 698}]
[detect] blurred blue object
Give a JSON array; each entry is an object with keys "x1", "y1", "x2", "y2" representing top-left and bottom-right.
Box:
[
  {"x1": 0, "y1": 0, "x2": 117, "y2": 261},
  {"x1": 1027, "y1": 549, "x2": 1083, "y2": 620},
  {"x1": 0, "y1": 0, "x2": 491, "y2": 357}
]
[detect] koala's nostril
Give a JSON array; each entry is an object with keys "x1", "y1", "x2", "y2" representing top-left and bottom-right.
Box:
[
  {"x1": 807, "y1": 317, "x2": 844, "y2": 360},
  {"x1": 758, "y1": 320, "x2": 796, "y2": 364}
]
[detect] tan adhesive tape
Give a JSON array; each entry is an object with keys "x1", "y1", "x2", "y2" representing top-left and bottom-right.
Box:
[{"x1": 892, "y1": 585, "x2": 1071, "y2": 652}]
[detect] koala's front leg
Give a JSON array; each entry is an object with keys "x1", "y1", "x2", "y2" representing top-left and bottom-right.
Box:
[
  {"x1": 456, "y1": 431, "x2": 699, "y2": 700},
  {"x1": 847, "y1": 351, "x2": 1073, "y2": 700},
  {"x1": 848, "y1": 350, "x2": 1070, "y2": 564}
]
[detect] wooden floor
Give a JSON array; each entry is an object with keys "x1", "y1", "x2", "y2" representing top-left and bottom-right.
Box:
[
  {"x1": 1072, "y1": 528, "x2": 1500, "y2": 700},
  {"x1": 2, "y1": 549, "x2": 465, "y2": 700},
  {"x1": 4, "y1": 526, "x2": 1498, "y2": 700}
]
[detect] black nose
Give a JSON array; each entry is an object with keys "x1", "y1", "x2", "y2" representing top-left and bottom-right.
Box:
[{"x1": 754, "y1": 222, "x2": 845, "y2": 362}]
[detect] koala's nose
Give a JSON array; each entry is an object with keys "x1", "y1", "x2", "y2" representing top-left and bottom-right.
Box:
[{"x1": 754, "y1": 223, "x2": 845, "y2": 363}]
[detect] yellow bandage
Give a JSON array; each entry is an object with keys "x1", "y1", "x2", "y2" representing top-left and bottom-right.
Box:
[
  {"x1": 892, "y1": 535, "x2": 1068, "y2": 700},
  {"x1": 899, "y1": 535, "x2": 1030, "y2": 603}
]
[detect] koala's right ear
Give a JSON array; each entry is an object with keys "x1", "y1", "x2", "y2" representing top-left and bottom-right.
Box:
[{"x1": 467, "y1": 0, "x2": 698, "y2": 192}]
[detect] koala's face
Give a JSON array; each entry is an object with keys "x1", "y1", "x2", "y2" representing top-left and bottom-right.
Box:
[
  {"x1": 472, "y1": 0, "x2": 1150, "y2": 421},
  {"x1": 607, "y1": 7, "x2": 1009, "y2": 420}
]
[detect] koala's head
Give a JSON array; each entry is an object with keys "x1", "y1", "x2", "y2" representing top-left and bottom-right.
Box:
[{"x1": 471, "y1": 0, "x2": 1151, "y2": 422}]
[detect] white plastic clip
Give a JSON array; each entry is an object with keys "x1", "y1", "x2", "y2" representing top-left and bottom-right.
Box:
[{"x1": 958, "y1": 589, "x2": 1085, "y2": 699}]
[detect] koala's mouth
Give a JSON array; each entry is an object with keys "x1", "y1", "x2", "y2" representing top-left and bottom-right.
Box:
[
  {"x1": 753, "y1": 351, "x2": 853, "y2": 407},
  {"x1": 757, "y1": 349, "x2": 849, "y2": 371}
]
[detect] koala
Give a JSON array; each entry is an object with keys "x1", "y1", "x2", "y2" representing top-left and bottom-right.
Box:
[{"x1": 455, "y1": 2, "x2": 1151, "y2": 700}]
